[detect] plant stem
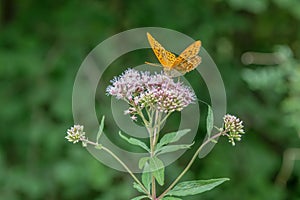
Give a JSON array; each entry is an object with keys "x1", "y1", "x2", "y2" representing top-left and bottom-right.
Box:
[
  {"x1": 157, "y1": 131, "x2": 224, "y2": 199},
  {"x1": 152, "y1": 110, "x2": 160, "y2": 147},
  {"x1": 82, "y1": 139, "x2": 151, "y2": 198},
  {"x1": 151, "y1": 110, "x2": 160, "y2": 199},
  {"x1": 160, "y1": 112, "x2": 171, "y2": 126},
  {"x1": 151, "y1": 176, "x2": 156, "y2": 199}
]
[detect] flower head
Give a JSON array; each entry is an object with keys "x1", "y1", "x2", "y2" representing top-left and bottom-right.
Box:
[
  {"x1": 65, "y1": 125, "x2": 86, "y2": 144},
  {"x1": 222, "y1": 114, "x2": 245, "y2": 146},
  {"x1": 106, "y1": 69, "x2": 196, "y2": 116}
]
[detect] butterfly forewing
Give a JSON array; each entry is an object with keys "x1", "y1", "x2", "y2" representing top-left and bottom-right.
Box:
[{"x1": 147, "y1": 33, "x2": 176, "y2": 68}]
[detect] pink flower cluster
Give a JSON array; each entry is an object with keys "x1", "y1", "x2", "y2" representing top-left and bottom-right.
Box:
[{"x1": 106, "y1": 69, "x2": 196, "y2": 114}]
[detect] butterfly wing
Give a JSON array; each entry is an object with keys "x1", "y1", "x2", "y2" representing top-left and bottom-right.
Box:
[
  {"x1": 173, "y1": 55, "x2": 202, "y2": 74},
  {"x1": 147, "y1": 32, "x2": 176, "y2": 69},
  {"x1": 172, "y1": 40, "x2": 201, "y2": 72}
]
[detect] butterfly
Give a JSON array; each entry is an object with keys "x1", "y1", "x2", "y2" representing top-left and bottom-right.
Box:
[{"x1": 146, "y1": 32, "x2": 202, "y2": 76}]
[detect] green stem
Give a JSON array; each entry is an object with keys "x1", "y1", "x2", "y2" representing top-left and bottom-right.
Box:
[
  {"x1": 136, "y1": 106, "x2": 150, "y2": 127},
  {"x1": 151, "y1": 110, "x2": 161, "y2": 199},
  {"x1": 160, "y1": 112, "x2": 171, "y2": 126},
  {"x1": 82, "y1": 139, "x2": 151, "y2": 198},
  {"x1": 151, "y1": 176, "x2": 156, "y2": 199},
  {"x1": 157, "y1": 131, "x2": 224, "y2": 199},
  {"x1": 138, "y1": 108, "x2": 157, "y2": 199},
  {"x1": 152, "y1": 110, "x2": 160, "y2": 147}
]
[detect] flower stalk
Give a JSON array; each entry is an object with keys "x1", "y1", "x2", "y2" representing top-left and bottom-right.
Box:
[{"x1": 66, "y1": 68, "x2": 245, "y2": 200}]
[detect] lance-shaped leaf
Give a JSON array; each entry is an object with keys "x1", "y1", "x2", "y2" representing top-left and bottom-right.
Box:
[
  {"x1": 142, "y1": 163, "x2": 151, "y2": 192},
  {"x1": 139, "y1": 157, "x2": 150, "y2": 169},
  {"x1": 119, "y1": 131, "x2": 150, "y2": 152},
  {"x1": 162, "y1": 197, "x2": 182, "y2": 200},
  {"x1": 156, "y1": 129, "x2": 191, "y2": 150},
  {"x1": 166, "y1": 178, "x2": 229, "y2": 196},
  {"x1": 149, "y1": 157, "x2": 165, "y2": 186},
  {"x1": 206, "y1": 105, "x2": 214, "y2": 137},
  {"x1": 155, "y1": 142, "x2": 194, "y2": 156},
  {"x1": 131, "y1": 195, "x2": 149, "y2": 200},
  {"x1": 133, "y1": 182, "x2": 147, "y2": 194},
  {"x1": 96, "y1": 116, "x2": 105, "y2": 143}
]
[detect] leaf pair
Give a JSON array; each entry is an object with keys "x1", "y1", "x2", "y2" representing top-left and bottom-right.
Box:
[
  {"x1": 155, "y1": 129, "x2": 193, "y2": 156},
  {"x1": 139, "y1": 156, "x2": 165, "y2": 191},
  {"x1": 132, "y1": 178, "x2": 229, "y2": 200}
]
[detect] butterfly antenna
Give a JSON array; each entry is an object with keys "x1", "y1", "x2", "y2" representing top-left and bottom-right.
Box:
[
  {"x1": 197, "y1": 99, "x2": 210, "y2": 106},
  {"x1": 145, "y1": 61, "x2": 161, "y2": 67}
]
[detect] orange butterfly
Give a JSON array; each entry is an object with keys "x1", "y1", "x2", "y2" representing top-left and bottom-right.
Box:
[{"x1": 146, "y1": 32, "x2": 202, "y2": 76}]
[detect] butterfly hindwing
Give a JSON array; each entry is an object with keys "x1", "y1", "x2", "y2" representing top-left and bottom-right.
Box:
[
  {"x1": 172, "y1": 41, "x2": 201, "y2": 68},
  {"x1": 174, "y1": 55, "x2": 202, "y2": 73}
]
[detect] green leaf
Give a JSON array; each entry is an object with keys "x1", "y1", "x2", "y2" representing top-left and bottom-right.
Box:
[
  {"x1": 139, "y1": 157, "x2": 150, "y2": 169},
  {"x1": 142, "y1": 163, "x2": 151, "y2": 192},
  {"x1": 156, "y1": 142, "x2": 194, "y2": 155},
  {"x1": 96, "y1": 116, "x2": 105, "y2": 143},
  {"x1": 119, "y1": 131, "x2": 150, "y2": 152},
  {"x1": 131, "y1": 195, "x2": 149, "y2": 200},
  {"x1": 167, "y1": 178, "x2": 229, "y2": 196},
  {"x1": 156, "y1": 129, "x2": 191, "y2": 149},
  {"x1": 149, "y1": 157, "x2": 165, "y2": 186},
  {"x1": 206, "y1": 105, "x2": 214, "y2": 137},
  {"x1": 133, "y1": 182, "x2": 147, "y2": 194},
  {"x1": 162, "y1": 197, "x2": 182, "y2": 200}
]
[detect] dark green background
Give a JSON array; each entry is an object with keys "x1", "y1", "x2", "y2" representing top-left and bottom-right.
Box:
[{"x1": 1, "y1": 0, "x2": 300, "y2": 199}]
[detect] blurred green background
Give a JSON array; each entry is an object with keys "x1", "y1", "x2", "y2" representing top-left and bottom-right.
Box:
[{"x1": 1, "y1": 0, "x2": 300, "y2": 199}]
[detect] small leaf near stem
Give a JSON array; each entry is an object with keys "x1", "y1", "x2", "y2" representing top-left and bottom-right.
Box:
[
  {"x1": 133, "y1": 182, "x2": 148, "y2": 194},
  {"x1": 161, "y1": 197, "x2": 182, "y2": 200},
  {"x1": 139, "y1": 157, "x2": 150, "y2": 169},
  {"x1": 130, "y1": 195, "x2": 150, "y2": 200},
  {"x1": 155, "y1": 142, "x2": 194, "y2": 156},
  {"x1": 206, "y1": 104, "x2": 214, "y2": 137},
  {"x1": 149, "y1": 157, "x2": 165, "y2": 186},
  {"x1": 119, "y1": 131, "x2": 150, "y2": 152},
  {"x1": 156, "y1": 129, "x2": 191, "y2": 150},
  {"x1": 142, "y1": 163, "x2": 152, "y2": 192},
  {"x1": 96, "y1": 116, "x2": 105, "y2": 144}
]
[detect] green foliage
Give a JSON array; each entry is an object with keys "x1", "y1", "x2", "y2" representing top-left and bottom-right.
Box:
[
  {"x1": 149, "y1": 157, "x2": 165, "y2": 186},
  {"x1": 242, "y1": 45, "x2": 300, "y2": 133},
  {"x1": 166, "y1": 178, "x2": 229, "y2": 197},
  {"x1": 133, "y1": 182, "x2": 147, "y2": 194},
  {"x1": 206, "y1": 104, "x2": 214, "y2": 137},
  {"x1": 131, "y1": 195, "x2": 149, "y2": 200},
  {"x1": 156, "y1": 129, "x2": 190, "y2": 149},
  {"x1": 142, "y1": 163, "x2": 152, "y2": 192},
  {"x1": 162, "y1": 197, "x2": 182, "y2": 200},
  {"x1": 96, "y1": 116, "x2": 105, "y2": 144},
  {"x1": 119, "y1": 131, "x2": 150, "y2": 152},
  {"x1": 155, "y1": 142, "x2": 194, "y2": 156}
]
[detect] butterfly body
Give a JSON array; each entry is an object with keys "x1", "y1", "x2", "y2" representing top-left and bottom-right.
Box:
[{"x1": 146, "y1": 32, "x2": 202, "y2": 76}]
